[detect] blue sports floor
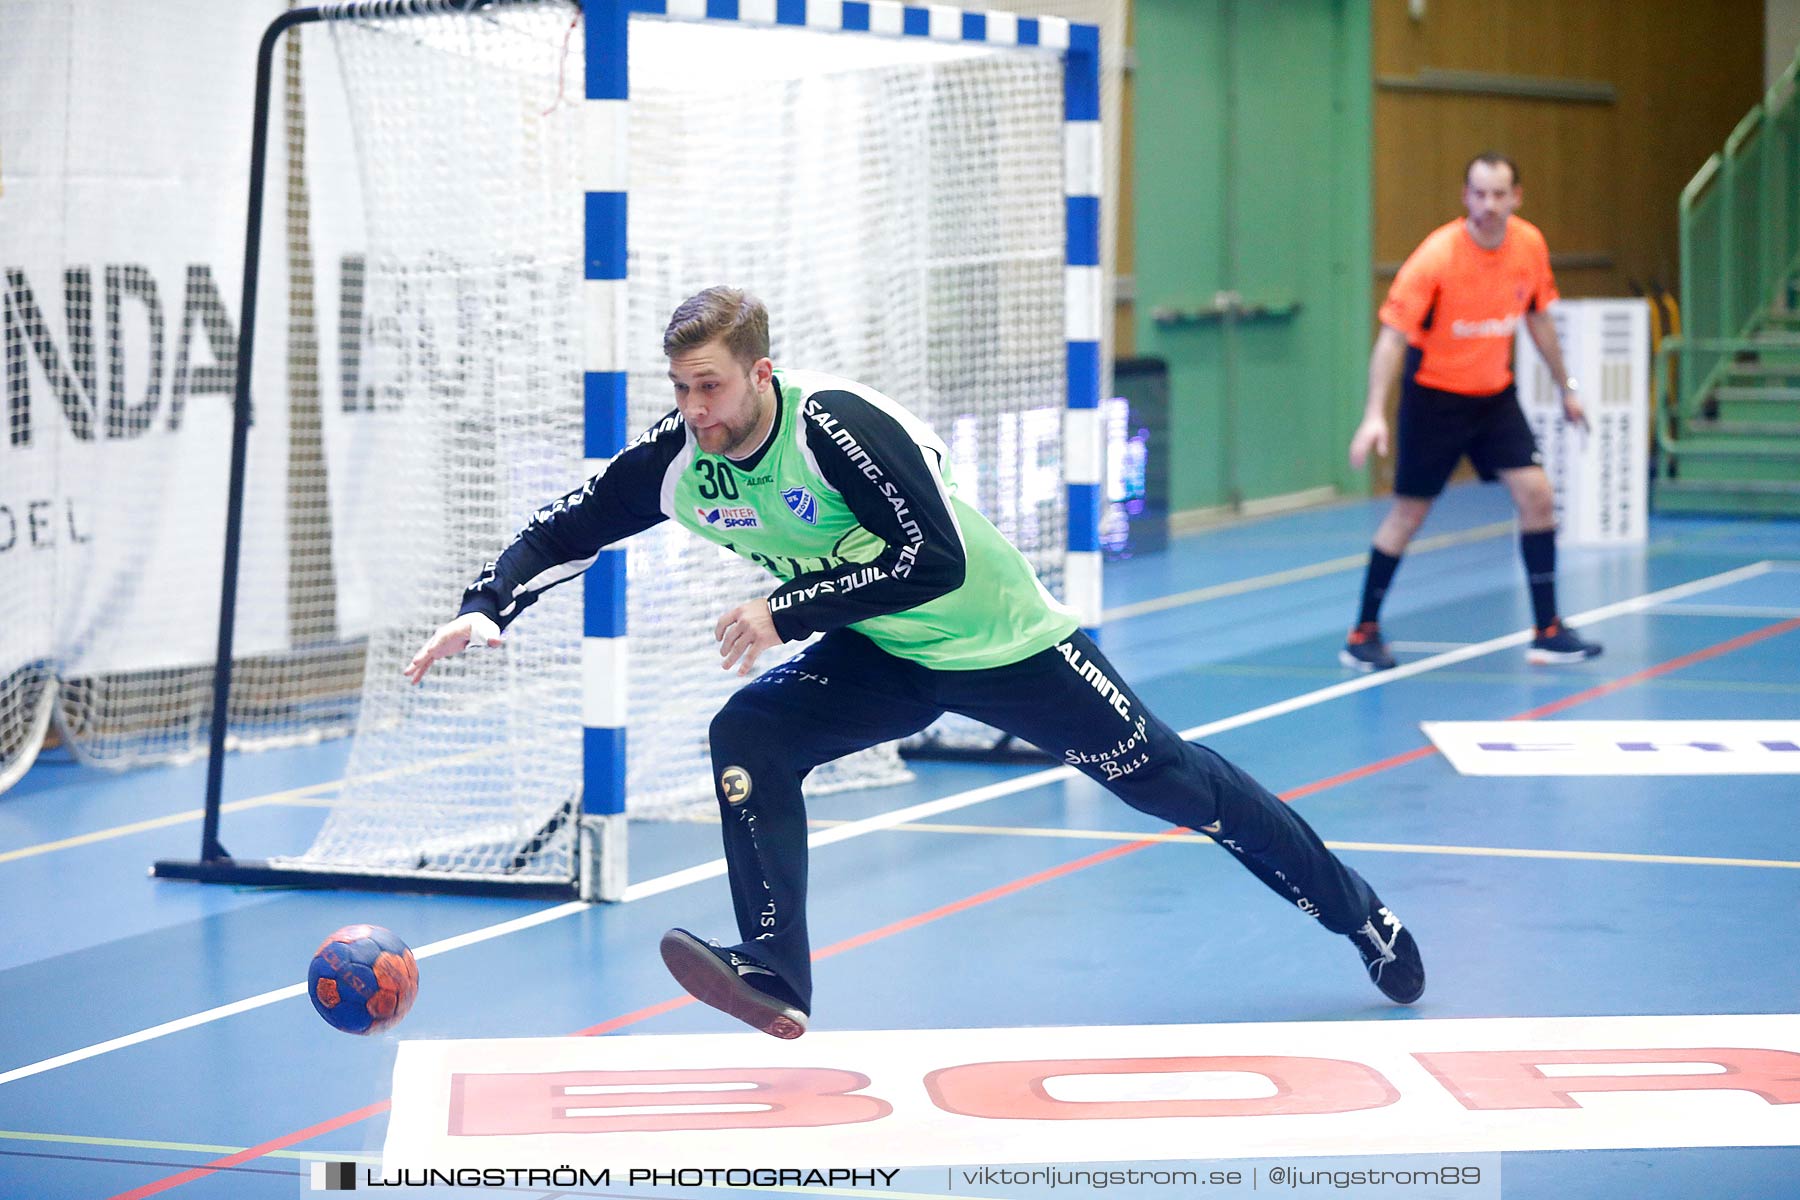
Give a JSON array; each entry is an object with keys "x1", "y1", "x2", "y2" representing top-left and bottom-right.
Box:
[{"x1": 3, "y1": 482, "x2": 1798, "y2": 1200}]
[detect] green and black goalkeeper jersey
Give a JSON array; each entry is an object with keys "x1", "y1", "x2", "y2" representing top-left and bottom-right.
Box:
[{"x1": 459, "y1": 368, "x2": 1078, "y2": 670}]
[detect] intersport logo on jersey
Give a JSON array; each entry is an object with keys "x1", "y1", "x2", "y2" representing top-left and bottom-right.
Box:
[{"x1": 698, "y1": 506, "x2": 761, "y2": 530}]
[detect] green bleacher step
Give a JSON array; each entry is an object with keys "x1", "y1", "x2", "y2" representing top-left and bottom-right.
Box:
[
  {"x1": 1724, "y1": 364, "x2": 1800, "y2": 384},
  {"x1": 1710, "y1": 387, "x2": 1800, "y2": 422},
  {"x1": 1684, "y1": 418, "x2": 1800, "y2": 438},
  {"x1": 1654, "y1": 477, "x2": 1800, "y2": 517},
  {"x1": 1740, "y1": 365, "x2": 1800, "y2": 384},
  {"x1": 1715, "y1": 384, "x2": 1800, "y2": 400},
  {"x1": 1664, "y1": 441, "x2": 1800, "y2": 482}
]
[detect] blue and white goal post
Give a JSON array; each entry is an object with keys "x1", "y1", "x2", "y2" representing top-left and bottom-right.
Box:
[{"x1": 154, "y1": 0, "x2": 1102, "y2": 903}]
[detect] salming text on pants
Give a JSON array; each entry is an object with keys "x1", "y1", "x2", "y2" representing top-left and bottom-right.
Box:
[{"x1": 706, "y1": 628, "x2": 1380, "y2": 1012}]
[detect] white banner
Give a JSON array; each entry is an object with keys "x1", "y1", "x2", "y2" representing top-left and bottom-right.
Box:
[
  {"x1": 1515, "y1": 298, "x2": 1650, "y2": 547},
  {"x1": 2, "y1": 0, "x2": 369, "y2": 682},
  {"x1": 1423, "y1": 720, "x2": 1800, "y2": 775}
]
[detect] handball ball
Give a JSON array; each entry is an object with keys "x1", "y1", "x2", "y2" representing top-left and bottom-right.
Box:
[{"x1": 308, "y1": 924, "x2": 419, "y2": 1035}]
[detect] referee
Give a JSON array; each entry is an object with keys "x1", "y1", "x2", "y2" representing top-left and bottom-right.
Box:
[{"x1": 1343, "y1": 152, "x2": 1602, "y2": 672}]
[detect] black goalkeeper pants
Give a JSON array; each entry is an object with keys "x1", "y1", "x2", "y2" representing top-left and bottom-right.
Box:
[{"x1": 705, "y1": 628, "x2": 1381, "y2": 1012}]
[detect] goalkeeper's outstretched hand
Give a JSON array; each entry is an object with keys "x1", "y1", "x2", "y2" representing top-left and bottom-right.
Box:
[
  {"x1": 404, "y1": 613, "x2": 503, "y2": 684},
  {"x1": 715, "y1": 598, "x2": 780, "y2": 677}
]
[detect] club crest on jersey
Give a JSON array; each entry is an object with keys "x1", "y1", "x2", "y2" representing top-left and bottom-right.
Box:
[
  {"x1": 781, "y1": 487, "x2": 818, "y2": 525},
  {"x1": 697, "y1": 505, "x2": 761, "y2": 530}
]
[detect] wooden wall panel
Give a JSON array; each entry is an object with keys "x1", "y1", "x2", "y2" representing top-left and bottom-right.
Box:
[
  {"x1": 1365, "y1": 0, "x2": 1764, "y2": 490},
  {"x1": 1374, "y1": 0, "x2": 1763, "y2": 292}
]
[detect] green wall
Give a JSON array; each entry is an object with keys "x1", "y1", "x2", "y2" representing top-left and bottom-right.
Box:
[{"x1": 1133, "y1": 0, "x2": 1373, "y2": 512}]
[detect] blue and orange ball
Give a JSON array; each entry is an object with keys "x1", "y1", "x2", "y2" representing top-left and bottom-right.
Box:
[{"x1": 308, "y1": 924, "x2": 419, "y2": 1035}]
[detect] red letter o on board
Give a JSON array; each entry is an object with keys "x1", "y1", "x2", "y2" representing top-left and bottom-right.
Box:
[
  {"x1": 925, "y1": 1056, "x2": 1398, "y2": 1119},
  {"x1": 449, "y1": 1067, "x2": 891, "y2": 1135}
]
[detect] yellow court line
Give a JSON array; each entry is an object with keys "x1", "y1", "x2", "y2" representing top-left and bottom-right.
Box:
[
  {"x1": 1324, "y1": 839, "x2": 1800, "y2": 870},
  {"x1": 806, "y1": 818, "x2": 1800, "y2": 871},
  {"x1": 0, "y1": 786, "x2": 338, "y2": 866},
  {"x1": 1193, "y1": 662, "x2": 1800, "y2": 695},
  {"x1": 0, "y1": 1127, "x2": 377, "y2": 1164},
  {"x1": 0, "y1": 743, "x2": 528, "y2": 866}
]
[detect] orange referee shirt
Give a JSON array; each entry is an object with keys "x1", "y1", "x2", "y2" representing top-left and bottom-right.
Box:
[{"x1": 1378, "y1": 216, "x2": 1559, "y2": 396}]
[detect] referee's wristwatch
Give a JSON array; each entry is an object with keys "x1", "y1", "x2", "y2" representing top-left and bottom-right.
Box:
[{"x1": 1562, "y1": 377, "x2": 1580, "y2": 393}]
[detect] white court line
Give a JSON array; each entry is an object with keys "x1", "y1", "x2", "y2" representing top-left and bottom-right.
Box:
[
  {"x1": 0, "y1": 902, "x2": 588, "y2": 1088},
  {"x1": 1651, "y1": 603, "x2": 1800, "y2": 619},
  {"x1": 1100, "y1": 520, "x2": 1514, "y2": 622},
  {"x1": 0, "y1": 560, "x2": 1774, "y2": 1088}
]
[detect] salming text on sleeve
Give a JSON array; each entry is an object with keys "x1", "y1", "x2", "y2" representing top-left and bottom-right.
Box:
[
  {"x1": 457, "y1": 415, "x2": 680, "y2": 629},
  {"x1": 762, "y1": 387, "x2": 969, "y2": 637},
  {"x1": 664, "y1": 369, "x2": 1078, "y2": 670}
]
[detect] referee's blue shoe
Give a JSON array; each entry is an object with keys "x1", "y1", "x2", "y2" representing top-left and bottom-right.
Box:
[
  {"x1": 1351, "y1": 905, "x2": 1425, "y2": 1004},
  {"x1": 660, "y1": 928, "x2": 809, "y2": 1039},
  {"x1": 1527, "y1": 619, "x2": 1603, "y2": 664},
  {"x1": 1339, "y1": 622, "x2": 1397, "y2": 672}
]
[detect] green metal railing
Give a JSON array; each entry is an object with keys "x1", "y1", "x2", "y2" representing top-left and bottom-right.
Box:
[
  {"x1": 1677, "y1": 52, "x2": 1800, "y2": 409},
  {"x1": 1654, "y1": 334, "x2": 1776, "y2": 448}
]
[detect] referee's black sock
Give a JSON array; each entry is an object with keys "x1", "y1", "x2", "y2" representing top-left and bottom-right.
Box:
[
  {"x1": 1521, "y1": 529, "x2": 1558, "y2": 630},
  {"x1": 1356, "y1": 547, "x2": 1402, "y2": 627}
]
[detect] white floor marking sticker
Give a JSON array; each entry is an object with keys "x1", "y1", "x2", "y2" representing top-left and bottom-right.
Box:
[
  {"x1": 385, "y1": 1013, "x2": 1800, "y2": 1170},
  {"x1": 1425, "y1": 721, "x2": 1800, "y2": 775}
]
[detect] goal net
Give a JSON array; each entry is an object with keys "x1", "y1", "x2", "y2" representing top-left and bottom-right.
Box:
[{"x1": 231, "y1": 2, "x2": 1072, "y2": 886}]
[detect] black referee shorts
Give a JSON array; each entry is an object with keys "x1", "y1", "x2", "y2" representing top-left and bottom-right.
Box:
[{"x1": 1393, "y1": 377, "x2": 1541, "y2": 500}]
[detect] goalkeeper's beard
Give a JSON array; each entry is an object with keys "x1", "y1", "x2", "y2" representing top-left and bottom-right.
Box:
[{"x1": 695, "y1": 378, "x2": 769, "y2": 457}]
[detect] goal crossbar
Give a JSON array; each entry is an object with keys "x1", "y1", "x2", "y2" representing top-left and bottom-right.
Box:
[{"x1": 152, "y1": 0, "x2": 1102, "y2": 901}]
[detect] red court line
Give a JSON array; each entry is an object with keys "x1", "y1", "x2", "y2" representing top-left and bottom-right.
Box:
[
  {"x1": 1511, "y1": 616, "x2": 1800, "y2": 721},
  {"x1": 107, "y1": 1101, "x2": 389, "y2": 1200},
  {"x1": 111, "y1": 841, "x2": 1179, "y2": 1199},
  {"x1": 572, "y1": 993, "x2": 697, "y2": 1038},
  {"x1": 111, "y1": 615, "x2": 1800, "y2": 1199},
  {"x1": 1282, "y1": 617, "x2": 1800, "y2": 803},
  {"x1": 811, "y1": 835, "x2": 1179, "y2": 961},
  {"x1": 572, "y1": 837, "x2": 1176, "y2": 1037},
  {"x1": 1281, "y1": 746, "x2": 1439, "y2": 802}
]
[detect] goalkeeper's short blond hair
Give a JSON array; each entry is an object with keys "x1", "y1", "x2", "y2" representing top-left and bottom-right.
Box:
[{"x1": 663, "y1": 286, "x2": 770, "y2": 366}]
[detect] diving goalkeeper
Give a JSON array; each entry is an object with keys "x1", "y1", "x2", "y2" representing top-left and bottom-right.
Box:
[{"x1": 407, "y1": 287, "x2": 1426, "y2": 1038}]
